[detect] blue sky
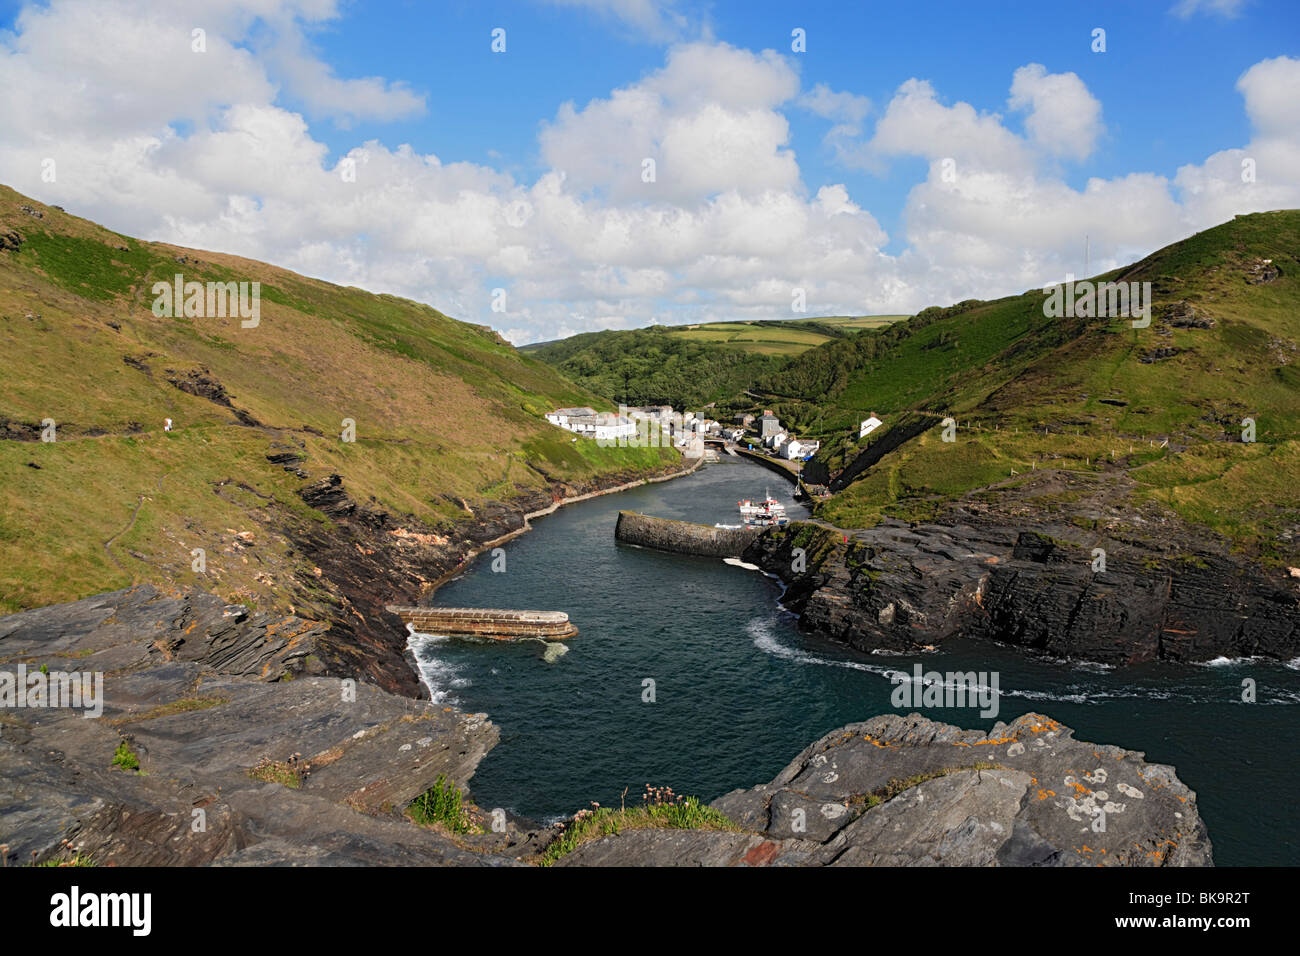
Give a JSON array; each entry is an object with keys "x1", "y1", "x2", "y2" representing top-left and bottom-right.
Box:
[
  {"x1": 296, "y1": 0, "x2": 1278, "y2": 236},
  {"x1": 1, "y1": 0, "x2": 1296, "y2": 341}
]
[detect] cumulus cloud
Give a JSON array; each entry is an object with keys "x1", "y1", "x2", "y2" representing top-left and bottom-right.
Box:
[
  {"x1": 0, "y1": 1, "x2": 1296, "y2": 345},
  {"x1": 266, "y1": 29, "x2": 426, "y2": 127},
  {"x1": 1007, "y1": 64, "x2": 1103, "y2": 160},
  {"x1": 1173, "y1": 55, "x2": 1300, "y2": 225},
  {"x1": 538, "y1": 42, "x2": 803, "y2": 203},
  {"x1": 870, "y1": 78, "x2": 1034, "y2": 175}
]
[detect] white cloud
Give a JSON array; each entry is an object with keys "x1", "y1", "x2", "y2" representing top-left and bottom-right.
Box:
[
  {"x1": 1171, "y1": 0, "x2": 1249, "y2": 19},
  {"x1": 1008, "y1": 64, "x2": 1103, "y2": 160},
  {"x1": 799, "y1": 84, "x2": 871, "y2": 126},
  {"x1": 266, "y1": 29, "x2": 426, "y2": 127},
  {"x1": 538, "y1": 42, "x2": 801, "y2": 201},
  {"x1": 545, "y1": 0, "x2": 692, "y2": 43},
  {"x1": 1173, "y1": 56, "x2": 1300, "y2": 225},
  {"x1": 870, "y1": 78, "x2": 1034, "y2": 175},
  {"x1": 0, "y1": 3, "x2": 1297, "y2": 346}
]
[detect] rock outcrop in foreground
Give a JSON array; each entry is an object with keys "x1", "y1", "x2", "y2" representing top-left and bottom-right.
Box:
[
  {"x1": 2, "y1": 586, "x2": 1210, "y2": 866},
  {"x1": 0, "y1": 585, "x2": 530, "y2": 866},
  {"x1": 559, "y1": 713, "x2": 1212, "y2": 867}
]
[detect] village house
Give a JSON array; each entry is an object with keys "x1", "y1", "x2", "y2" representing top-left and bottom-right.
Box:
[
  {"x1": 733, "y1": 412, "x2": 755, "y2": 427},
  {"x1": 591, "y1": 412, "x2": 637, "y2": 442},
  {"x1": 546, "y1": 406, "x2": 598, "y2": 429},
  {"x1": 628, "y1": 405, "x2": 674, "y2": 422},
  {"x1": 759, "y1": 409, "x2": 782, "y2": 440},
  {"x1": 860, "y1": 412, "x2": 883, "y2": 438},
  {"x1": 545, "y1": 407, "x2": 635, "y2": 441}
]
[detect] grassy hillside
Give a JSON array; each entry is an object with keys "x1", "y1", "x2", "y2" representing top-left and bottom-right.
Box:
[
  {"x1": 522, "y1": 326, "x2": 782, "y2": 409},
  {"x1": 662, "y1": 315, "x2": 903, "y2": 355},
  {"x1": 522, "y1": 316, "x2": 902, "y2": 409},
  {"x1": 0, "y1": 185, "x2": 675, "y2": 612},
  {"x1": 769, "y1": 211, "x2": 1300, "y2": 558}
]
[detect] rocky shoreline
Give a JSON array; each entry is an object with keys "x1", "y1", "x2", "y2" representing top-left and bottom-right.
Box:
[
  {"x1": 0, "y1": 586, "x2": 1211, "y2": 866},
  {"x1": 743, "y1": 488, "x2": 1300, "y2": 666},
  {"x1": 265, "y1": 453, "x2": 701, "y2": 699},
  {"x1": 0, "y1": 459, "x2": 1235, "y2": 866}
]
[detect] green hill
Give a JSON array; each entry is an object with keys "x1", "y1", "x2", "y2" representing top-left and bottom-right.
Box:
[
  {"x1": 766, "y1": 211, "x2": 1300, "y2": 559},
  {"x1": 0, "y1": 185, "x2": 675, "y2": 613},
  {"x1": 522, "y1": 315, "x2": 903, "y2": 409}
]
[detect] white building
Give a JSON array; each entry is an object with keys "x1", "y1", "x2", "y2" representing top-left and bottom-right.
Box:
[
  {"x1": 766, "y1": 431, "x2": 787, "y2": 449},
  {"x1": 546, "y1": 407, "x2": 635, "y2": 441},
  {"x1": 547, "y1": 406, "x2": 598, "y2": 429},
  {"x1": 592, "y1": 413, "x2": 637, "y2": 442},
  {"x1": 628, "y1": 405, "x2": 674, "y2": 421},
  {"x1": 859, "y1": 413, "x2": 883, "y2": 438}
]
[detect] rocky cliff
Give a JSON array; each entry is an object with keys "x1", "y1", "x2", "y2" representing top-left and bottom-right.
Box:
[{"x1": 743, "y1": 487, "x2": 1300, "y2": 665}]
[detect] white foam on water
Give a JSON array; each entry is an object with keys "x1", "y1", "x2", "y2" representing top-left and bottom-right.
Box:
[
  {"x1": 746, "y1": 616, "x2": 1300, "y2": 705},
  {"x1": 406, "y1": 630, "x2": 469, "y2": 704},
  {"x1": 1198, "y1": 656, "x2": 1259, "y2": 667},
  {"x1": 723, "y1": 557, "x2": 761, "y2": 571},
  {"x1": 1070, "y1": 660, "x2": 1115, "y2": 673},
  {"x1": 747, "y1": 616, "x2": 889, "y2": 677}
]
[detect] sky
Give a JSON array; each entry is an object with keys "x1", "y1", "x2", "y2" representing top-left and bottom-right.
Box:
[{"x1": 0, "y1": 0, "x2": 1297, "y2": 343}]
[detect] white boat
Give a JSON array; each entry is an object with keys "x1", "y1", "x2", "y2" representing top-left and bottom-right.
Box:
[{"x1": 738, "y1": 488, "x2": 787, "y2": 526}]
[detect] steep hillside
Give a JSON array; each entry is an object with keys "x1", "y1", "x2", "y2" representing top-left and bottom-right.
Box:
[
  {"x1": 0, "y1": 185, "x2": 678, "y2": 688},
  {"x1": 767, "y1": 211, "x2": 1300, "y2": 559}
]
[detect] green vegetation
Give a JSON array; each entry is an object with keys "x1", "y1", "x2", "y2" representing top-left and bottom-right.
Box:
[
  {"x1": 850, "y1": 763, "x2": 1004, "y2": 817},
  {"x1": 766, "y1": 210, "x2": 1300, "y2": 557},
  {"x1": 247, "y1": 755, "x2": 307, "y2": 788},
  {"x1": 111, "y1": 739, "x2": 140, "y2": 773},
  {"x1": 539, "y1": 784, "x2": 740, "y2": 866},
  {"x1": 522, "y1": 316, "x2": 903, "y2": 409},
  {"x1": 523, "y1": 325, "x2": 784, "y2": 409},
  {"x1": 111, "y1": 695, "x2": 229, "y2": 725},
  {"x1": 34, "y1": 851, "x2": 96, "y2": 867},
  {"x1": 0, "y1": 186, "x2": 676, "y2": 613},
  {"x1": 408, "y1": 774, "x2": 482, "y2": 834}
]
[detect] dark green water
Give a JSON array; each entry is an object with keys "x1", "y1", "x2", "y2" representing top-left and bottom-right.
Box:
[{"x1": 412, "y1": 457, "x2": 1300, "y2": 865}]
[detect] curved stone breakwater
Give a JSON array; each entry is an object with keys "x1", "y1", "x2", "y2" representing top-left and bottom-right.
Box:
[
  {"x1": 614, "y1": 510, "x2": 762, "y2": 558},
  {"x1": 389, "y1": 606, "x2": 578, "y2": 641}
]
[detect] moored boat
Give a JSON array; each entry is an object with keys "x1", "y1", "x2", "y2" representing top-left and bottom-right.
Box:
[{"x1": 737, "y1": 488, "x2": 787, "y2": 526}]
